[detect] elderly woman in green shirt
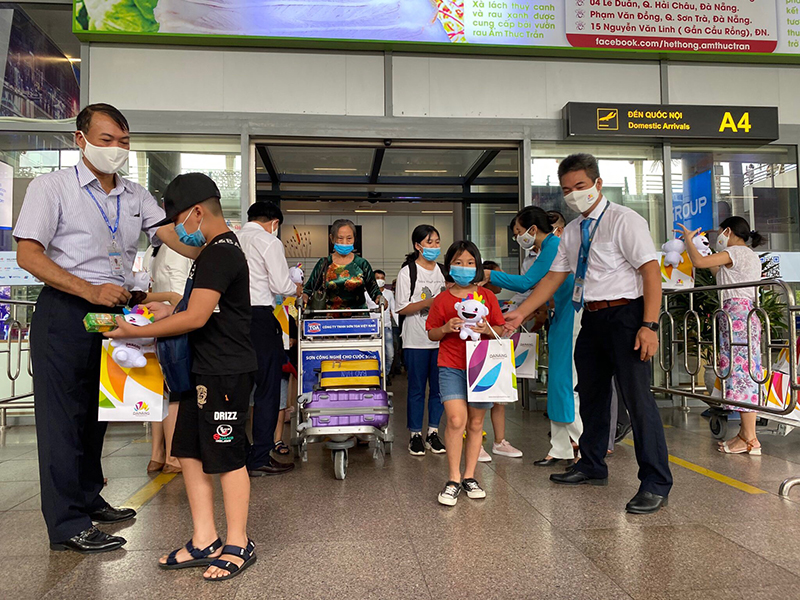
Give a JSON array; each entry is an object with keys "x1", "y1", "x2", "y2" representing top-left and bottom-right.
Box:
[{"x1": 303, "y1": 219, "x2": 384, "y2": 311}]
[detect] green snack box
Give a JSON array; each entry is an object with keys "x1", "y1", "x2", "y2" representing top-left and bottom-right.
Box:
[{"x1": 83, "y1": 313, "x2": 119, "y2": 333}]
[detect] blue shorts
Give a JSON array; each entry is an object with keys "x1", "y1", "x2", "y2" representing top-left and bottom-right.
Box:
[{"x1": 438, "y1": 367, "x2": 493, "y2": 410}]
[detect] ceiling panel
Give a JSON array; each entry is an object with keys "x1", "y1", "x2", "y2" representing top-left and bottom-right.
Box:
[
  {"x1": 380, "y1": 148, "x2": 485, "y2": 178},
  {"x1": 268, "y1": 146, "x2": 374, "y2": 177}
]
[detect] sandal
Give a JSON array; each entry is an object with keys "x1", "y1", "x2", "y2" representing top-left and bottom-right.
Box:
[
  {"x1": 159, "y1": 538, "x2": 222, "y2": 570},
  {"x1": 205, "y1": 539, "x2": 257, "y2": 582},
  {"x1": 719, "y1": 433, "x2": 762, "y2": 456},
  {"x1": 273, "y1": 441, "x2": 291, "y2": 457}
]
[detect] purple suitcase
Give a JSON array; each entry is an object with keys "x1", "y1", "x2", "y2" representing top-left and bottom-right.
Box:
[{"x1": 305, "y1": 389, "x2": 390, "y2": 428}]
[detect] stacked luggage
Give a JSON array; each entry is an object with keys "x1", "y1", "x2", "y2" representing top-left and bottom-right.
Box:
[{"x1": 293, "y1": 308, "x2": 393, "y2": 480}]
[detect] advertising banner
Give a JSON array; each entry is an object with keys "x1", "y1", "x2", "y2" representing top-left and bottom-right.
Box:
[
  {"x1": 303, "y1": 318, "x2": 380, "y2": 337},
  {"x1": 74, "y1": 0, "x2": 800, "y2": 60},
  {"x1": 673, "y1": 169, "x2": 714, "y2": 233},
  {"x1": 300, "y1": 349, "x2": 380, "y2": 393}
]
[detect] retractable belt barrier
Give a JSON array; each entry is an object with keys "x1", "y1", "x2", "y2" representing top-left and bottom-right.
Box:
[
  {"x1": 654, "y1": 278, "x2": 800, "y2": 498},
  {"x1": 0, "y1": 298, "x2": 36, "y2": 432}
]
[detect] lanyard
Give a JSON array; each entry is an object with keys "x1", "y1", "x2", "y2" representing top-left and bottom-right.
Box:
[
  {"x1": 577, "y1": 200, "x2": 610, "y2": 266},
  {"x1": 75, "y1": 166, "x2": 120, "y2": 239}
]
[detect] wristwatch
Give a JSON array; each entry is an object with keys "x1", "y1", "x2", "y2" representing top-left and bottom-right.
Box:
[{"x1": 641, "y1": 321, "x2": 659, "y2": 332}]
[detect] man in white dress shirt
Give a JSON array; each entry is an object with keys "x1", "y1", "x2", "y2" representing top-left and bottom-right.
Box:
[
  {"x1": 239, "y1": 201, "x2": 300, "y2": 476},
  {"x1": 505, "y1": 153, "x2": 672, "y2": 515},
  {"x1": 13, "y1": 103, "x2": 199, "y2": 553}
]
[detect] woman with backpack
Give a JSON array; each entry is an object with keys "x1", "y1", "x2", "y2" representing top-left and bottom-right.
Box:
[{"x1": 395, "y1": 225, "x2": 448, "y2": 456}]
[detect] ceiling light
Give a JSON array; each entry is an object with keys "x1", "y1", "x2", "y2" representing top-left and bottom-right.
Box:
[
  {"x1": 494, "y1": 170, "x2": 518, "y2": 174},
  {"x1": 404, "y1": 169, "x2": 448, "y2": 174},
  {"x1": 286, "y1": 209, "x2": 320, "y2": 213},
  {"x1": 355, "y1": 209, "x2": 387, "y2": 213},
  {"x1": 67, "y1": 57, "x2": 81, "y2": 63},
  {"x1": 421, "y1": 210, "x2": 453, "y2": 214},
  {"x1": 313, "y1": 167, "x2": 358, "y2": 172},
  {"x1": 496, "y1": 210, "x2": 518, "y2": 214}
]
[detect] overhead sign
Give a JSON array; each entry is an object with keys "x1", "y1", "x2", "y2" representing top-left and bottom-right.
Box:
[
  {"x1": 564, "y1": 103, "x2": 780, "y2": 140},
  {"x1": 72, "y1": 0, "x2": 800, "y2": 61}
]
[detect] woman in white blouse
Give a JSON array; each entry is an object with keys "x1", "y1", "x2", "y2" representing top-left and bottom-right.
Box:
[{"x1": 679, "y1": 216, "x2": 764, "y2": 455}]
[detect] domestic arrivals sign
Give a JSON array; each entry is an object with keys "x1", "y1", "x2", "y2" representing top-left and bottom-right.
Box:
[
  {"x1": 73, "y1": 0, "x2": 800, "y2": 61},
  {"x1": 564, "y1": 103, "x2": 780, "y2": 140}
]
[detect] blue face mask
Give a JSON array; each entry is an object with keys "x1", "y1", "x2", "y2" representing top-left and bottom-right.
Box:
[
  {"x1": 450, "y1": 265, "x2": 476, "y2": 287},
  {"x1": 175, "y1": 212, "x2": 206, "y2": 247},
  {"x1": 334, "y1": 243, "x2": 354, "y2": 256},
  {"x1": 421, "y1": 247, "x2": 441, "y2": 261}
]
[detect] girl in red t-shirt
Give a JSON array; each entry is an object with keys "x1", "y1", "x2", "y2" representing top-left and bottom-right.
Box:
[{"x1": 426, "y1": 241, "x2": 505, "y2": 506}]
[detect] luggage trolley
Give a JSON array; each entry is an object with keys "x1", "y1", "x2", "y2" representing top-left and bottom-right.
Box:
[{"x1": 291, "y1": 306, "x2": 393, "y2": 480}]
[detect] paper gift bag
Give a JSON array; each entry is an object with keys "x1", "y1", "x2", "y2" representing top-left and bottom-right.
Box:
[
  {"x1": 764, "y1": 349, "x2": 800, "y2": 423},
  {"x1": 510, "y1": 331, "x2": 539, "y2": 380},
  {"x1": 99, "y1": 340, "x2": 167, "y2": 422},
  {"x1": 466, "y1": 334, "x2": 518, "y2": 404}
]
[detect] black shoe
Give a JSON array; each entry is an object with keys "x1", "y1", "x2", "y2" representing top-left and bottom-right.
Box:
[
  {"x1": 50, "y1": 526, "x2": 126, "y2": 554},
  {"x1": 249, "y1": 457, "x2": 295, "y2": 477},
  {"x1": 89, "y1": 505, "x2": 136, "y2": 524},
  {"x1": 550, "y1": 470, "x2": 608, "y2": 486},
  {"x1": 409, "y1": 434, "x2": 426, "y2": 456},
  {"x1": 625, "y1": 491, "x2": 668, "y2": 514},
  {"x1": 534, "y1": 457, "x2": 572, "y2": 467},
  {"x1": 615, "y1": 422, "x2": 633, "y2": 444},
  {"x1": 425, "y1": 431, "x2": 446, "y2": 454}
]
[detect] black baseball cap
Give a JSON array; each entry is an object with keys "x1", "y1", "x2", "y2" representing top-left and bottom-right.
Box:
[{"x1": 153, "y1": 173, "x2": 221, "y2": 227}]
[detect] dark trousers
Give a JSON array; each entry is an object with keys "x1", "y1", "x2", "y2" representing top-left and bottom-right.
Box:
[
  {"x1": 247, "y1": 307, "x2": 284, "y2": 470},
  {"x1": 31, "y1": 287, "x2": 113, "y2": 542},
  {"x1": 574, "y1": 297, "x2": 673, "y2": 497}
]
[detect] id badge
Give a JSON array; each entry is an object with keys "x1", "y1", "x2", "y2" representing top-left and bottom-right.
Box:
[
  {"x1": 572, "y1": 277, "x2": 585, "y2": 305},
  {"x1": 108, "y1": 240, "x2": 124, "y2": 275}
]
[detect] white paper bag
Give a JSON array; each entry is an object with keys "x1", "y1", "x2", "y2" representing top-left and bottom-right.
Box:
[
  {"x1": 466, "y1": 332, "x2": 518, "y2": 404},
  {"x1": 99, "y1": 340, "x2": 168, "y2": 422},
  {"x1": 510, "y1": 331, "x2": 539, "y2": 380}
]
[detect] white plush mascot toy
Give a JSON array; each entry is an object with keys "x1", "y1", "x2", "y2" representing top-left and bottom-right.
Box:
[
  {"x1": 289, "y1": 263, "x2": 304, "y2": 285},
  {"x1": 110, "y1": 306, "x2": 156, "y2": 369},
  {"x1": 455, "y1": 292, "x2": 490, "y2": 342},
  {"x1": 661, "y1": 232, "x2": 713, "y2": 268},
  {"x1": 692, "y1": 233, "x2": 712, "y2": 257},
  {"x1": 661, "y1": 238, "x2": 686, "y2": 268}
]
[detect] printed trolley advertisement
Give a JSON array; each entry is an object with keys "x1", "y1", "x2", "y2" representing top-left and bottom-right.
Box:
[{"x1": 74, "y1": 0, "x2": 800, "y2": 57}]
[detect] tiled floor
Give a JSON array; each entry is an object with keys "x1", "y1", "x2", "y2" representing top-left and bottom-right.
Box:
[{"x1": 2, "y1": 378, "x2": 800, "y2": 600}]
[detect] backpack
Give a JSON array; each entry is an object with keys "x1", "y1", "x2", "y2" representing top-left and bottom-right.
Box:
[
  {"x1": 398, "y1": 259, "x2": 446, "y2": 332},
  {"x1": 156, "y1": 236, "x2": 241, "y2": 394},
  {"x1": 157, "y1": 272, "x2": 194, "y2": 394}
]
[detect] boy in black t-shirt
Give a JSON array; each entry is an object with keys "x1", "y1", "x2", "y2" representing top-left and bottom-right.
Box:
[{"x1": 106, "y1": 173, "x2": 258, "y2": 582}]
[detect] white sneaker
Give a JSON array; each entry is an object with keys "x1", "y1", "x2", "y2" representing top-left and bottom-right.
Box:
[
  {"x1": 438, "y1": 481, "x2": 461, "y2": 506},
  {"x1": 492, "y1": 439, "x2": 523, "y2": 458},
  {"x1": 478, "y1": 446, "x2": 492, "y2": 462},
  {"x1": 461, "y1": 478, "x2": 486, "y2": 499}
]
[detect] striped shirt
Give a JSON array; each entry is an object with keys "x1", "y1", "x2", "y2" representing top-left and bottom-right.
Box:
[{"x1": 13, "y1": 159, "x2": 165, "y2": 289}]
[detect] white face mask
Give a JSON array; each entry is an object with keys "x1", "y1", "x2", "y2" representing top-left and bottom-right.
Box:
[
  {"x1": 81, "y1": 137, "x2": 129, "y2": 174},
  {"x1": 516, "y1": 226, "x2": 537, "y2": 250},
  {"x1": 376, "y1": 279, "x2": 386, "y2": 289},
  {"x1": 564, "y1": 183, "x2": 600, "y2": 214},
  {"x1": 266, "y1": 220, "x2": 279, "y2": 236},
  {"x1": 716, "y1": 229, "x2": 730, "y2": 251}
]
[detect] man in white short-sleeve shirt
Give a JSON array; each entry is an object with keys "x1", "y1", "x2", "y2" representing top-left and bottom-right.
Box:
[{"x1": 505, "y1": 153, "x2": 672, "y2": 515}]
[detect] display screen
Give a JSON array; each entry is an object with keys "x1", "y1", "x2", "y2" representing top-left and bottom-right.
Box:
[{"x1": 73, "y1": 0, "x2": 800, "y2": 58}]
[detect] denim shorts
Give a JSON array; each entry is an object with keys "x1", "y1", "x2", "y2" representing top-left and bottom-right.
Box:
[{"x1": 438, "y1": 367, "x2": 493, "y2": 410}]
